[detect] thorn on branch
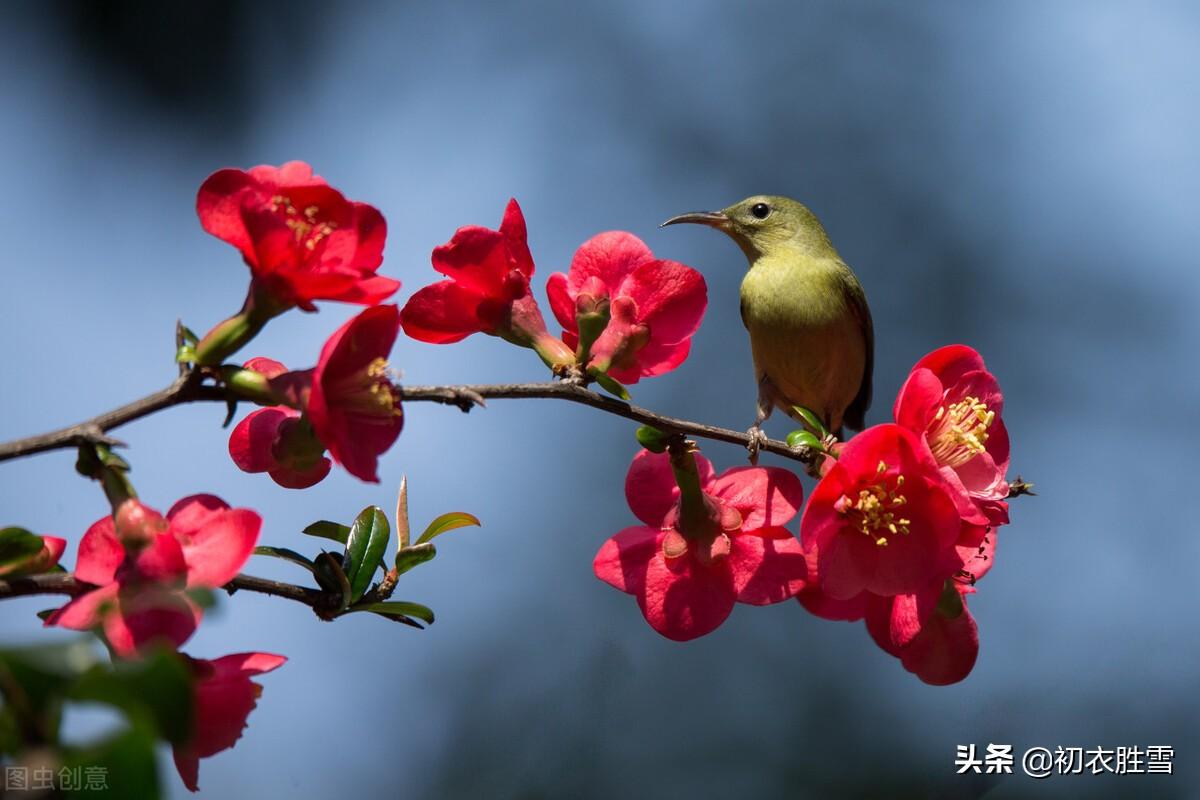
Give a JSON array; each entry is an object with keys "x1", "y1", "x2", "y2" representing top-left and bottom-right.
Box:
[{"x1": 73, "y1": 424, "x2": 125, "y2": 450}]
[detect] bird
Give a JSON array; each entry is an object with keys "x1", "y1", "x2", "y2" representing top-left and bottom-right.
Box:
[{"x1": 661, "y1": 195, "x2": 873, "y2": 463}]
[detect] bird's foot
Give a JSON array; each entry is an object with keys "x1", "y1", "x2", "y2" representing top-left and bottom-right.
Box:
[{"x1": 745, "y1": 425, "x2": 769, "y2": 466}]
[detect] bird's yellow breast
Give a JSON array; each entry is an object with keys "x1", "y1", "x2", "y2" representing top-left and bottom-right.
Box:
[{"x1": 740, "y1": 255, "x2": 866, "y2": 430}]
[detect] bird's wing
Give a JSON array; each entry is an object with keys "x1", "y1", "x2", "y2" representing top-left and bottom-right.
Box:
[{"x1": 839, "y1": 266, "x2": 874, "y2": 431}]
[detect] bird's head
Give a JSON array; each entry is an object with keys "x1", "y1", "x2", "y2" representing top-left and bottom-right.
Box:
[{"x1": 661, "y1": 195, "x2": 831, "y2": 261}]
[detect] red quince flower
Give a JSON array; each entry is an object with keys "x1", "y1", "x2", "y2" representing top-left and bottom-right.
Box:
[
  {"x1": 801, "y1": 424, "x2": 963, "y2": 601},
  {"x1": 229, "y1": 306, "x2": 404, "y2": 484},
  {"x1": 0, "y1": 535, "x2": 66, "y2": 578},
  {"x1": 547, "y1": 232, "x2": 707, "y2": 384},
  {"x1": 173, "y1": 651, "x2": 287, "y2": 792},
  {"x1": 400, "y1": 199, "x2": 574, "y2": 368},
  {"x1": 594, "y1": 448, "x2": 806, "y2": 641},
  {"x1": 197, "y1": 161, "x2": 397, "y2": 312},
  {"x1": 894, "y1": 345, "x2": 1010, "y2": 526},
  {"x1": 307, "y1": 305, "x2": 404, "y2": 482},
  {"x1": 46, "y1": 496, "x2": 260, "y2": 657}
]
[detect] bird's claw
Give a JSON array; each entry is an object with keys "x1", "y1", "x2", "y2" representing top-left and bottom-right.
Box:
[{"x1": 745, "y1": 426, "x2": 769, "y2": 465}]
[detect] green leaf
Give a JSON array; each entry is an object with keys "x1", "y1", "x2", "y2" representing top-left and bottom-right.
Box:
[
  {"x1": 355, "y1": 601, "x2": 435, "y2": 626},
  {"x1": 790, "y1": 405, "x2": 830, "y2": 438},
  {"x1": 0, "y1": 640, "x2": 100, "y2": 744},
  {"x1": 70, "y1": 648, "x2": 193, "y2": 745},
  {"x1": 590, "y1": 368, "x2": 631, "y2": 400},
  {"x1": 302, "y1": 520, "x2": 352, "y2": 545},
  {"x1": 343, "y1": 507, "x2": 390, "y2": 603},
  {"x1": 415, "y1": 512, "x2": 480, "y2": 546},
  {"x1": 314, "y1": 552, "x2": 352, "y2": 611},
  {"x1": 175, "y1": 344, "x2": 197, "y2": 364},
  {"x1": 786, "y1": 430, "x2": 823, "y2": 450},
  {"x1": 63, "y1": 723, "x2": 160, "y2": 800},
  {"x1": 635, "y1": 425, "x2": 671, "y2": 453},
  {"x1": 179, "y1": 324, "x2": 200, "y2": 345},
  {"x1": 395, "y1": 542, "x2": 436, "y2": 575},
  {"x1": 0, "y1": 527, "x2": 45, "y2": 568},
  {"x1": 253, "y1": 546, "x2": 316, "y2": 574}
]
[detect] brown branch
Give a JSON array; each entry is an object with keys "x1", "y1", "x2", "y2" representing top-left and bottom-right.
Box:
[
  {"x1": 0, "y1": 571, "x2": 328, "y2": 612},
  {"x1": 0, "y1": 376, "x2": 807, "y2": 465},
  {"x1": 0, "y1": 371, "x2": 229, "y2": 463}
]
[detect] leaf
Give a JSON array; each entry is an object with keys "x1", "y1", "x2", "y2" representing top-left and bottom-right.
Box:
[
  {"x1": 395, "y1": 542, "x2": 436, "y2": 575},
  {"x1": 415, "y1": 512, "x2": 480, "y2": 546},
  {"x1": 302, "y1": 520, "x2": 352, "y2": 545},
  {"x1": 63, "y1": 724, "x2": 160, "y2": 800},
  {"x1": 355, "y1": 601, "x2": 435, "y2": 626},
  {"x1": 790, "y1": 405, "x2": 830, "y2": 438},
  {"x1": 343, "y1": 506, "x2": 391, "y2": 603},
  {"x1": 590, "y1": 369, "x2": 631, "y2": 400},
  {"x1": 70, "y1": 648, "x2": 194, "y2": 745},
  {"x1": 635, "y1": 426, "x2": 671, "y2": 453},
  {"x1": 253, "y1": 546, "x2": 316, "y2": 574},
  {"x1": 313, "y1": 552, "x2": 352, "y2": 611},
  {"x1": 0, "y1": 527, "x2": 46, "y2": 568},
  {"x1": 395, "y1": 475, "x2": 411, "y2": 550},
  {"x1": 786, "y1": 430, "x2": 823, "y2": 451},
  {"x1": 0, "y1": 640, "x2": 100, "y2": 741}
]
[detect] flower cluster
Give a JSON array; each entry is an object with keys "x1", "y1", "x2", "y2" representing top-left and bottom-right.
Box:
[
  {"x1": 229, "y1": 305, "x2": 405, "y2": 486},
  {"x1": 400, "y1": 199, "x2": 707, "y2": 389},
  {"x1": 595, "y1": 345, "x2": 1010, "y2": 684},
  {"x1": 42, "y1": 495, "x2": 283, "y2": 789}
]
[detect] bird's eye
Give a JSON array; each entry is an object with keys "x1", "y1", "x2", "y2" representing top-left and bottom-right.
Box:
[{"x1": 750, "y1": 203, "x2": 771, "y2": 220}]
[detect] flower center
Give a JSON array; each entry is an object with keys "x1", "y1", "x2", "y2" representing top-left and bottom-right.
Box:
[
  {"x1": 927, "y1": 395, "x2": 994, "y2": 468},
  {"x1": 270, "y1": 195, "x2": 338, "y2": 251},
  {"x1": 836, "y1": 461, "x2": 910, "y2": 547},
  {"x1": 334, "y1": 357, "x2": 403, "y2": 421}
]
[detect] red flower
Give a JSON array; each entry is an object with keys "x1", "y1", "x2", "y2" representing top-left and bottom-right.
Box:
[
  {"x1": 400, "y1": 199, "x2": 574, "y2": 368},
  {"x1": 306, "y1": 305, "x2": 403, "y2": 482},
  {"x1": 46, "y1": 496, "x2": 260, "y2": 657},
  {"x1": 894, "y1": 345, "x2": 1010, "y2": 526},
  {"x1": 0, "y1": 535, "x2": 66, "y2": 578},
  {"x1": 229, "y1": 307, "x2": 403, "y2": 484},
  {"x1": 547, "y1": 232, "x2": 707, "y2": 384},
  {"x1": 594, "y1": 448, "x2": 806, "y2": 641},
  {"x1": 173, "y1": 651, "x2": 287, "y2": 792},
  {"x1": 863, "y1": 532, "x2": 996, "y2": 685},
  {"x1": 801, "y1": 424, "x2": 963, "y2": 600},
  {"x1": 197, "y1": 161, "x2": 397, "y2": 312}
]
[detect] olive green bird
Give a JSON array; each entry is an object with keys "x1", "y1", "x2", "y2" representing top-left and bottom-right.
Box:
[{"x1": 662, "y1": 195, "x2": 873, "y2": 462}]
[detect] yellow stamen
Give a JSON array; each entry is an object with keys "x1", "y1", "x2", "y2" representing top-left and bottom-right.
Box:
[
  {"x1": 838, "y1": 462, "x2": 911, "y2": 547},
  {"x1": 269, "y1": 195, "x2": 337, "y2": 250},
  {"x1": 928, "y1": 395, "x2": 994, "y2": 468}
]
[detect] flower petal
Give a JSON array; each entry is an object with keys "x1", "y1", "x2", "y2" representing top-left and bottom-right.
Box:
[
  {"x1": 228, "y1": 407, "x2": 294, "y2": 473},
  {"x1": 545, "y1": 272, "x2": 576, "y2": 333},
  {"x1": 624, "y1": 450, "x2": 715, "y2": 527},
  {"x1": 709, "y1": 466, "x2": 804, "y2": 529},
  {"x1": 620, "y1": 260, "x2": 707, "y2": 345},
  {"x1": 75, "y1": 516, "x2": 123, "y2": 586},
  {"x1": 639, "y1": 551, "x2": 735, "y2": 641},
  {"x1": 175, "y1": 508, "x2": 261, "y2": 589},
  {"x1": 566, "y1": 231, "x2": 654, "y2": 295},
  {"x1": 593, "y1": 526, "x2": 660, "y2": 595},
  {"x1": 729, "y1": 528, "x2": 808, "y2": 605},
  {"x1": 399, "y1": 281, "x2": 488, "y2": 344}
]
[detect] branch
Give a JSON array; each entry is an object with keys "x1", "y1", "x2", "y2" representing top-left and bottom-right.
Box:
[
  {"x1": 0, "y1": 372, "x2": 229, "y2": 463},
  {"x1": 0, "y1": 571, "x2": 328, "y2": 612},
  {"x1": 398, "y1": 382, "x2": 808, "y2": 461}
]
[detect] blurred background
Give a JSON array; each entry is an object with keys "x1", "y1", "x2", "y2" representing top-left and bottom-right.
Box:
[{"x1": 1, "y1": 1, "x2": 1197, "y2": 797}]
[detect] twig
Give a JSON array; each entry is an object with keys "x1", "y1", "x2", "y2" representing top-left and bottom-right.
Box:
[
  {"x1": 0, "y1": 572, "x2": 328, "y2": 613},
  {"x1": 0, "y1": 372, "x2": 227, "y2": 463}
]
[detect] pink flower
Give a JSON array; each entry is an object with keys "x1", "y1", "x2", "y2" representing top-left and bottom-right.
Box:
[
  {"x1": 546, "y1": 232, "x2": 706, "y2": 384},
  {"x1": 173, "y1": 651, "x2": 287, "y2": 792},
  {"x1": 400, "y1": 199, "x2": 574, "y2": 368},
  {"x1": 197, "y1": 161, "x2": 397, "y2": 312},
  {"x1": 46, "y1": 497, "x2": 260, "y2": 658},
  {"x1": 594, "y1": 448, "x2": 806, "y2": 641},
  {"x1": 800, "y1": 424, "x2": 963, "y2": 600},
  {"x1": 894, "y1": 345, "x2": 1010, "y2": 526}
]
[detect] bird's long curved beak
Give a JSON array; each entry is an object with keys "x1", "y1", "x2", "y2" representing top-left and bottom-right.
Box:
[{"x1": 659, "y1": 210, "x2": 730, "y2": 229}]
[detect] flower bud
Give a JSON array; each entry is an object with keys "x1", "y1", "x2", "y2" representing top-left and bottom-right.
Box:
[{"x1": 114, "y1": 499, "x2": 168, "y2": 550}]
